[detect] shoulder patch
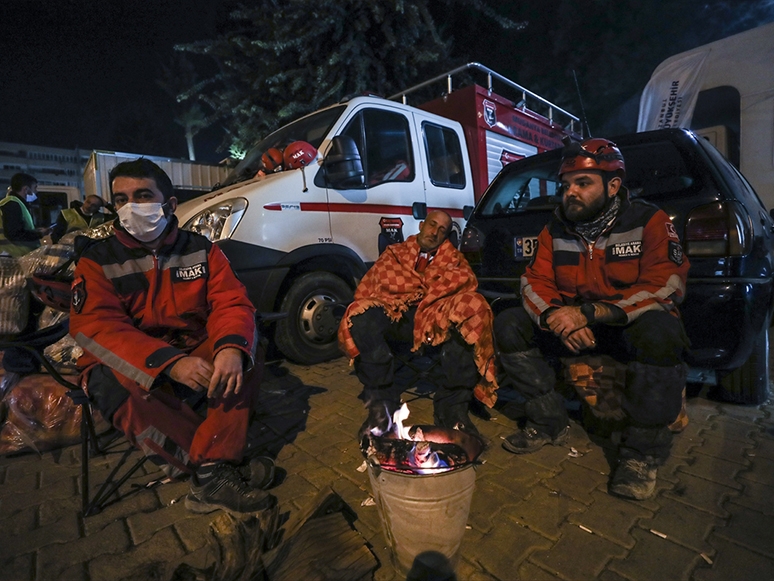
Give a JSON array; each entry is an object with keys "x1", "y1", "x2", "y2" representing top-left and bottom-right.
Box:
[
  {"x1": 668, "y1": 241, "x2": 684, "y2": 265},
  {"x1": 72, "y1": 276, "x2": 87, "y2": 313},
  {"x1": 665, "y1": 222, "x2": 679, "y2": 240}
]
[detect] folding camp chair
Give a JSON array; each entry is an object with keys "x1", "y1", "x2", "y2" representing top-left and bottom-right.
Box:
[{"x1": 0, "y1": 319, "x2": 148, "y2": 516}]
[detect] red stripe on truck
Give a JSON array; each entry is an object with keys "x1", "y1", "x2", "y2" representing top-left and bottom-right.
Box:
[{"x1": 263, "y1": 202, "x2": 464, "y2": 218}]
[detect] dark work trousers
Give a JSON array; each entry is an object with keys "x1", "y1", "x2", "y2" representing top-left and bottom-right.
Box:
[
  {"x1": 348, "y1": 306, "x2": 480, "y2": 414},
  {"x1": 495, "y1": 307, "x2": 689, "y2": 462},
  {"x1": 2, "y1": 299, "x2": 45, "y2": 374}
]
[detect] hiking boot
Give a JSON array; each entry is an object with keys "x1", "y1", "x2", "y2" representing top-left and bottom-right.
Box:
[
  {"x1": 609, "y1": 457, "x2": 658, "y2": 500},
  {"x1": 502, "y1": 425, "x2": 569, "y2": 454},
  {"x1": 237, "y1": 456, "x2": 276, "y2": 490},
  {"x1": 185, "y1": 462, "x2": 276, "y2": 514}
]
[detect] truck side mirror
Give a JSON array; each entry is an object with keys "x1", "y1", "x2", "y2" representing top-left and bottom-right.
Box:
[
  {"x1": 463, "y1": 205, "x2": 474, "y2": 221},
  {"x1": 322, "y1": 136, "x2": 365, "y2": 189},
  {"x1": 412, "y1": 202, "x2": 428, "y2": 220}
]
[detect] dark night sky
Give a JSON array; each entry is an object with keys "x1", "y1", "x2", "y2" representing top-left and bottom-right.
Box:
[
  {"x1": 3, "y1": 1, "x2": 774, "y2": 165},
  {"x1": 1, "y1": 0, "x2": 226, "y2": 162}
]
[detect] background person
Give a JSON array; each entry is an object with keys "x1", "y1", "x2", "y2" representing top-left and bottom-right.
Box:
[
  {"x1": 0, "y1": 173, "x2": 49, "y2": 256},
  {"x1": 0, "y1": 173, "x2": 52, "y2": 390},
  {"x1": 494, "y1": 138, "x2": 690, "y2": 500},
  {"x1": 339, "y1": 210, "x2": 497, "y2": 442},
  {"x1": 51, "y1": 195, "x2": 105, "y2": 243},
  {"x1": 70, "y1": 158, "x2": 275, "y2": 515}
]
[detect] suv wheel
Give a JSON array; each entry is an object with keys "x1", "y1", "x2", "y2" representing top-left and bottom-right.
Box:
[
  {"x1": 274, "y1": 272, "x2": 353, "y2": 365},
  {"x1": 713, "y1": 321, "x2": 770, "y2": 405}
]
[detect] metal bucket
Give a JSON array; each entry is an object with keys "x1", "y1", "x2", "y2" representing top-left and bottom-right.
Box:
[{"x1": 366, "y1": 427, "x2": 479, "y2": 574}]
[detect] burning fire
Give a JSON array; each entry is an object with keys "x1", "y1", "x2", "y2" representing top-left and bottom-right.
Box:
[{"x1": 363, "y1": 404, "x2": 482, "y2": 475}]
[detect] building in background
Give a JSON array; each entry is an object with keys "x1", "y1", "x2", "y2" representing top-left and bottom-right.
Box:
[{"x1": 0, "y1": 141, "x2": 89, "y2": 194}]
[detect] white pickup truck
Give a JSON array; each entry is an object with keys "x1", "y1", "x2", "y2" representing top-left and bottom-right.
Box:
[{"x1": 175, "y1": 63, "x2": 580, "y2": 364}]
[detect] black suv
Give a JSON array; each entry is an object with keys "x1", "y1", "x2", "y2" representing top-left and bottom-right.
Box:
[{"x1": 461, "y1": 128, "x2": 773, "y2": 404}]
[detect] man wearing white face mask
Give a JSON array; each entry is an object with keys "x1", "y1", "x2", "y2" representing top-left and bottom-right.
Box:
[
  {"x1": 0, "y1": 173, "x2": 49, "y2": 257},
  {"x1": 70, "y1": 158, "x2": 276, "y2": 515}
]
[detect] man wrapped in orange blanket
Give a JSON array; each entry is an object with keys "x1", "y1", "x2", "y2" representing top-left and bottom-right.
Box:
[{"x1": 338, "y1": 210, "x2": 497, "y2": 441}]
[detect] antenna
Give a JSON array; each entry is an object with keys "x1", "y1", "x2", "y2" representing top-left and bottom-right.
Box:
[{"x1": 572, "y1": 70, "x2": 592, "y2": 138}]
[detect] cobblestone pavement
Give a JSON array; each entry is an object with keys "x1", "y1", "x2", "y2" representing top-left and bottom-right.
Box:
[{"x1": 1, "y1": 357, "x2": 773, "y2": 581}]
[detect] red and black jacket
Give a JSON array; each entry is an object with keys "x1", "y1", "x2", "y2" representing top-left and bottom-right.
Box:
[
  {"x1": 70, "y1": 218, "x2": 257, "y2": 390},
  {"x1": 521, "y1": 189, "x2": 690, "y2": 326}
]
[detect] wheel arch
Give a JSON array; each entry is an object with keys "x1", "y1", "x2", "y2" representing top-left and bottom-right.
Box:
[{"x1": 273, "y1": 243, "x2": 368, "y2": 310}]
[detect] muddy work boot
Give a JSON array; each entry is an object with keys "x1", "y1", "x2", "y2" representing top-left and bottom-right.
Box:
[
  {"x1": 186, "y1": 462, "x2": 276, "y2": 514},
  {"x1": 609, "y1": 457, "x2": 658, "y2": 500},
  {"x1": 502, "y1": 425, "x2": 569, "y2": 454},
  {"x1": 502, "y1": 391, "x2": 569, "y2": 454},
  {"x1": 236, "y1": 456, "x2": 276, "y2": 490}
]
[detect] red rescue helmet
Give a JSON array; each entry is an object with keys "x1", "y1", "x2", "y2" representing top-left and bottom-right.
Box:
[
  {"x1": 30, "y1": 275, "x2": 73, "y2": 313},
  {"x1": 559, "y1": 137, "x2": 626, "y2": 178},
  {"x1": 283, "y1": 141, "x2": 318, "y2": 169},
  {"x1": 261, "y1": 147, "x2": 284, "y2": 172}
]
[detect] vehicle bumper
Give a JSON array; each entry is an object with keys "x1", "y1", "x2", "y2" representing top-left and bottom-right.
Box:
[
  {"x1": 682, "y1": 277, "x2": 773, "y2": 370},
  {"x1": 216, "y1": 239, "x2": 288, "y2": 312}
]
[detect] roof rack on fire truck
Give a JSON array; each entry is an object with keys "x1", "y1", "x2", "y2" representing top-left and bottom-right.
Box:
[{"x1": 389, "y1": 62, "x2": 582, "y2": 137}]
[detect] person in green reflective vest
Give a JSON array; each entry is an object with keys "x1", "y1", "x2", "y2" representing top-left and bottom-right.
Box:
[
  {"x1": 0, "y1": 173, "x2": 53, "y2": 392},
  {"x1": 0, "y1": 173, "x2": 48, "y2": 257},
  {"x1": 51, "y1": 195, "x2": 105, "y2": 243}
]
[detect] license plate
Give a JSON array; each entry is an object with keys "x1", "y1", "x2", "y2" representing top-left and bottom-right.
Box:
[{"x1": 514, "y1": 236, "x2": 539, "y2": 260}]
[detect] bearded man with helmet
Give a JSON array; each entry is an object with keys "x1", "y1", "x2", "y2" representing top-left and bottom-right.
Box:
[{"x1": 494, "y1": 138, "x2": 691, "y2": 500}]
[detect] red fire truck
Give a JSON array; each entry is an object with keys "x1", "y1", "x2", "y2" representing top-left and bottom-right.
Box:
[{"x1": 175, "y1": 63, "x2": 581, "y2": 364}]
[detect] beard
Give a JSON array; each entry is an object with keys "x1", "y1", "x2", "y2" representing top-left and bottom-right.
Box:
[{"x1": 563, "y1": 192, "x2": 607, "y2": 222}]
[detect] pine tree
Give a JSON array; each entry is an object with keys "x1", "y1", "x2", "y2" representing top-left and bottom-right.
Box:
[{"x1": 176, "y1": 0, "x2": 517, "y2": 152}]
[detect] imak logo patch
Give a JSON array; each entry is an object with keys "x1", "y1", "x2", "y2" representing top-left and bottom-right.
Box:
[
  {"x1": 72, "y1": 276, "x2": 87, "y2": 314},
  {"x1": 172, "y1": 263, "x2": 208, "y2": 282},
  {"x1": 483, "y1": 99, "x2": 497, "y2": 127},
  {"x1": 669, "y1": 241, "x2": 684, "y2": 265},
  {"x1": 610, "y1": 241, "x2": 642, "y2": 259},
  {"x1": 665, "y1": 222, "x2": 679, "y2": 240}
]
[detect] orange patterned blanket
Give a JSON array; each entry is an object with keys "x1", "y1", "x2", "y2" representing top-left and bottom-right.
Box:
[{"x1": 338, "y1": 236, "x2": 498, "y2": 406}]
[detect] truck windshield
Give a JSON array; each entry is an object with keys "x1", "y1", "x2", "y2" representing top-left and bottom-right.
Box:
[
  {"x1": 478, "y1": 157, "x2": 562, "y2": 216},
  {"x1": 478, "y1": 139, "x2": 701, "y2": 217},
  {"x1": 222, "y1": 105, "x2": 346, "y2": 186}
]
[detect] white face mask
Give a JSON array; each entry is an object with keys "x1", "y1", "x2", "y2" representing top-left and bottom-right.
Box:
[
  {"x1": 118, "y1": 202, "x2": 169, "y2": 242},
  {"x1": 26, "y1": 192, "x2": 37, "y2": 203}
]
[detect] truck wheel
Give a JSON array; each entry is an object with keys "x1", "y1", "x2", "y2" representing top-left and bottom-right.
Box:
[
  {"x1": 274, "y1": 272, "x2": 353, "y2": 365},
  {"x1": 713, "y1": 324, "x2": 770, "y2": 405}
]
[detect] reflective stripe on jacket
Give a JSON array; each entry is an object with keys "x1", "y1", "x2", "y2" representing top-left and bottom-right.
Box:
[
  {"x1": 0, "y1": 195, "x2": 39, "y2": 257},
  {"x1": 70, "y1": 219, "x2": 257, "y2": 390},
  {"x1": 521, "y1": 191, "x2": 690, "y2": 325}
]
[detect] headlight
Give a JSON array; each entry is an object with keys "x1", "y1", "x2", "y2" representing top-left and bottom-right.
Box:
[{"x1": 183, "y1": 198, "x2": 248, "y2": 241}]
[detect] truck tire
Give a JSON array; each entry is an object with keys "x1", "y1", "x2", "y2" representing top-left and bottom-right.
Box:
[
  {"x1": 713, "y1": 324, "x2": 770, "y2": 405},
  {"x1": 274, "y1": 272, "x2": 353, "y2": 365}
]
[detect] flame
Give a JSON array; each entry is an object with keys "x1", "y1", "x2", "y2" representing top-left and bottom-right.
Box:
[
  {"x1": 409, "y1": 441, "x2": 449, "y2": 474},
  {"x1": 383, "y1": 403, "x2": 451, "y2": 473}
]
